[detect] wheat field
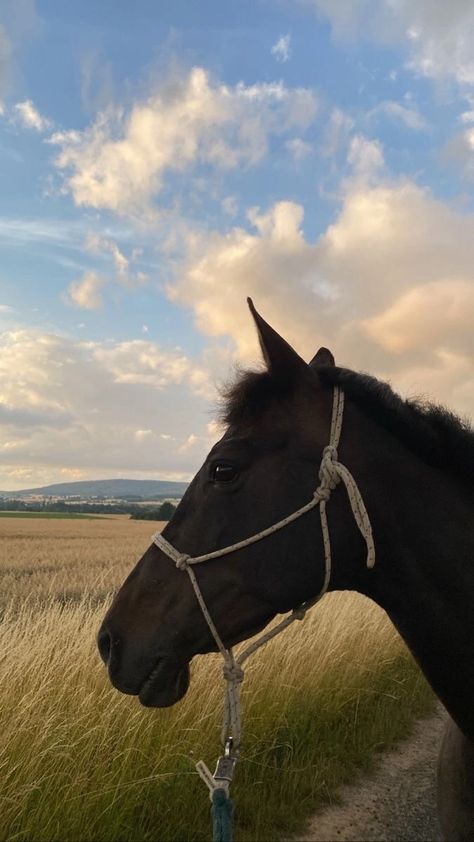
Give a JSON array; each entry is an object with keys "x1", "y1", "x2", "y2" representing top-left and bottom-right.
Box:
[{"x1": 0, "y1": 515, "x2": 433, "y2": 841}]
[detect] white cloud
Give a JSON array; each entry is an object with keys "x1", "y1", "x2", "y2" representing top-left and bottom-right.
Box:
[
  {"x1": 307, "y1": 0, "x2": 474, "y2": 87},
  {"x1": 346, "y1": 134, "x2": 385, "y2": 183},
  {"x1": 321, "y1": 107, "x2": 355, "y2": 158},
  {"x1": 0, "y1": 216, "x2": 88, "y2": 248},
  {"x1": 13, "y1": 98, "x2": 50, "y2": 131},
  {"x1": 271, "y1": 34, "x2": 291, "y2": 63},
  {"x1": 134, "y1": 428, "x2": 152, "y2": 441},
  {"x1": 0, "y1": 328, "x2": 215, "y2": 488},
  {"x1": 51, "y1": 67, "x2": 318, "y2": 213},
  {"x1": 86, "y1": 233, "x2": 128, "y2": 275},
  {"x1": 92, "y1": 339, "x2": 210, "y2": 394},
  {"x1": 170, "y1": 180, "x2": 474, "y2": 419},
  {"x1": 444, "y1": 127, "x2": 474, "y2": 180},
  {"x1": 363, "y1": 279, "x2": 474, "y2": 354},
  {"x1": 285, "y1": 137, "x2": 313, "y2": 161},
  {"x1": 369, "y1": 100, "x2": 429, "y2": 131},
  {"x1": 178, "y1": 433, "x2": 199, "y2": 453},
  {"x1": 170, "y1": 200, "x2": 335, "y2": 361},
  {"x1": 108, "y1": 241, "x2": 127, "y2": 276},
  {"x1": 67, "y1": 271, "x2": 105, "y2": 310},
  {"x1": 85, "y1": 233, "x2": 148, "y2": 288},
  {"x1": 460, "y1": 96, "x2": 474, "y2": 123}
]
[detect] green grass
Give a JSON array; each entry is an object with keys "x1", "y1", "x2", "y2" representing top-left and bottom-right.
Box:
[
  {"x1": 0, "y1": 593, "x2": 434, "y2": 842},
  {"x1": 0, "y1": 511, "x2": 106, "y2": 519}
]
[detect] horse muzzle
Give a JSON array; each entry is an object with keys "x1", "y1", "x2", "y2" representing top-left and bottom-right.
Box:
[{"x1": 138, "y1": 657, "x2": 190, "y2": 707}]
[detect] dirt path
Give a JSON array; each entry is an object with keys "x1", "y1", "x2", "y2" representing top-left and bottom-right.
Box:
[{"x1": 297, "y1": 706, "x2": 447, "y2": 842}]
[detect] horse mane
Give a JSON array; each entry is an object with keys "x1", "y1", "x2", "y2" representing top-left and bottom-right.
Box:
[{"x1": 221, "y1": 364, "x2": 474, "y2": 488}]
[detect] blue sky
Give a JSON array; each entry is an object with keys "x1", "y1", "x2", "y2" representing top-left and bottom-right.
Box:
[{"x1": 0, "y1": 0, "x2": 473, "y2": 489}]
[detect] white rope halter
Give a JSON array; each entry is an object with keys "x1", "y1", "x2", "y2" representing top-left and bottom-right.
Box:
[{"x1": 152, "y1": 385, "x2": 375, "y2": 795}]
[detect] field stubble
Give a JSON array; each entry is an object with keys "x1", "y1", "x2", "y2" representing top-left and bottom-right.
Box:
[{"x1": 0, "y1": 516, "x2": 434, "y2": 841}]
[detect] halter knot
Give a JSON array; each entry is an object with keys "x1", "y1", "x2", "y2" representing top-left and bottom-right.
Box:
[
  {"x1": 323, "y1": 444, "x2": 338, "y2": 461},
  {"x1": 318, "y1": 445, "x2": 340, "y2": 492},
  {"x1": 313, "y1": 485, "x2": 331, "y2": 502},
  {"x1": 175, "y1": 553, "x2": 190, "y2": 570},
  {"x1": 292, "y1": 606, "x2": 306, "y2": 621},
  {"x1": 223, "y1": 663, "x2": 244, "y2": 683}
]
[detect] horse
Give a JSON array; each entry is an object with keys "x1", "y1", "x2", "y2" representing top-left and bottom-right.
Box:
[{"x1": 98, "y1": 300, "x2": 474, "y2": 840}]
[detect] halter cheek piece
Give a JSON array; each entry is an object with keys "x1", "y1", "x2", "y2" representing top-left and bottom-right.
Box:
[{"x1": 152, "y1": 386, "x2": 375, "y2": 796}]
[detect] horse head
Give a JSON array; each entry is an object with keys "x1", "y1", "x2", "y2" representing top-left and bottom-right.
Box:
[{"x1": 97, "y1": 301, "x2": 369, "y2": 707}]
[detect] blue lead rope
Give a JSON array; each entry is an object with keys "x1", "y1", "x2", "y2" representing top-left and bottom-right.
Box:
[
  {"x1": 196, "y1": 739, "x2": 237, "y2": 842},
  {"x1": 211, "y1": 788, "x2": 234, "y2": 842}
]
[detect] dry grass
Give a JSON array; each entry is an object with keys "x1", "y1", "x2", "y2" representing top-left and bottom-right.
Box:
[
  {"x1": 0, "y1": 515, "x2": 164, "y2": 608},
  {"x1": 0, "y1": 516, "x2": 434, "y2": 841}
]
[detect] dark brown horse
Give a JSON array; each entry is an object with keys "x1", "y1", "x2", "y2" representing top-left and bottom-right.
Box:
[{"x1": 98, "y1": 302, "x2": 474, "y2": 840}]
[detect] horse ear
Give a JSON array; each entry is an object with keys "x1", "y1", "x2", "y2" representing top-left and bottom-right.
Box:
[
  {"x1": 247, "y1": 297, "x2": 309, "y2": 382},
  {"x1": 309, "y1": 347, "x2": 335, "y2": 368}
]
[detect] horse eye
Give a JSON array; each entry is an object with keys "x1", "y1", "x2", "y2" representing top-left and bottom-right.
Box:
[{"x1": 212, "y1": 464, "x2": 238, "y2": 483}]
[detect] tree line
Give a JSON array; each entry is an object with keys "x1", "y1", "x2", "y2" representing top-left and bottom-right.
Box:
[{"x1": 0, "y1": 499, "x2": 177, "y2": 520}]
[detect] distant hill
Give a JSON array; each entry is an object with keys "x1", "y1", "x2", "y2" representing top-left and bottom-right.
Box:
[{"x1": 0, "y1": 478, "x2": 189, "y2": 500}]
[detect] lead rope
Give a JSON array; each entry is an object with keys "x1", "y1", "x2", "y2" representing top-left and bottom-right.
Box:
[{"x1": 152, "y1": 386, "x2": 375, "y2": 841}]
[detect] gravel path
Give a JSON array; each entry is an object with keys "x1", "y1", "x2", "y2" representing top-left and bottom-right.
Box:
[{"x1": 297, "y1": 706, "x2": 447, "y2": 842}]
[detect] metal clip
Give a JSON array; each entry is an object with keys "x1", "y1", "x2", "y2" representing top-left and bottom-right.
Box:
[
  {"x1": 213, "y1": 754, "x2": 237, "y2": 783},
  {"x1": 213, "y1": 738, "x2": 238, "y2": 783}
]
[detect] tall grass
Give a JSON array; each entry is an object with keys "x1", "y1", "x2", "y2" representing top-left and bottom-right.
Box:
[{"x1": 0, "y1": 517, "x2": 434, "y2": 841}]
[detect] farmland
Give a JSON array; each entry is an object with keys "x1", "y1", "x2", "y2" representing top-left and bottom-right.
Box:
[
  {"x1": 0, "y1": 511, "x2": 106, "y2": 519},
  {"x1": 0, "y1": 515, "x2": 434, "y2": 841}
]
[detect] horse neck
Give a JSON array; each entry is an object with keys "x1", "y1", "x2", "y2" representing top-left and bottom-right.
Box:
[{"x1": 336, "y1": 400, "x2": 474, "y2": 741}]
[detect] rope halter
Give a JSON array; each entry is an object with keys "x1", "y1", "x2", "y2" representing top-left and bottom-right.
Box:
[{"x1": 152, "y1": 385, "x2": 375, "y2": 797}]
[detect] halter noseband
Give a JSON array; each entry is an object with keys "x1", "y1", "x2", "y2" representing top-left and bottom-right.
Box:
[{"x1": 152, "y1": 386, "x2": 375, "y2": 796}]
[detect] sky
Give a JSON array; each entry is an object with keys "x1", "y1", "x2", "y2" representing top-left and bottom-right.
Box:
[{"x1": 0, "y1": 0, "x2": 473, "y2": 490}]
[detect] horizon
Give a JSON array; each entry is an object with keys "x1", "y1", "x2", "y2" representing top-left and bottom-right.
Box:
[
  {"x1": 1, "y1": 1, "x2": 473, "y2": 490},
  {"x1": 0, "y1": 476, "x2": 189, "y2": 494}
]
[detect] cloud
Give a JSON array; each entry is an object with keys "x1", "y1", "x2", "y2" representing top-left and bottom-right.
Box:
[
  {"x1": 285, "y1": 137, "x2": 313, "y2": 161},
  {"x1": 170, "y1": 179, "x2": 474, "y2": 419},
  {"x1": 0, "y1": 216, "x2": 87, "y2": 247},
  {"x1": 67, "y1": 271, "x2": 105, "y2": 310},
  {"x1": 85, "y1": 233, "x2": 148, "y2": 287},
  {"x1": 221, "y1": 195, "x2": 238, "y2": 217},
  {"x1": 92, "y1": 339, "x2": 210, "y2": 394},
  {"x1": 50, "y1": 66, "x2": 318, "y2": 213},
  {"x1": 321, "y1": 107, "x2": 355, "y2": 159},
  {"x1": 271, "y1": 34, "x2": 291, "y2": 63},
  {"x1": 13, "y1": 98, "x2": 50, "y2": 131},
  {"x1": 170, "y1": 200, "x2": 325, "y2": 361},
  {"x1": 363, "y1": 279, "x2": 474, "y2": 354},
  {"x1": 369, "y1": 100, "x2": 429, "y2": 131},
  {"x1": 307, "y1": 0, "x2": 474, "y2": 87},
  {"x1": 345, "y1": 134, "x2": 385, "y2": 183},
  {"x1": 0, "y1": 328, "x2": 216, "y2": 488},
  {"x1": 444, "y1": 127, "x2": 474, "y2": 180},
  {"x1": 134, "y1": 428, "x2": 152, "y2": 441},
  {"x1": 459, "y1": 95, "x2": 474, "y2": 123}
]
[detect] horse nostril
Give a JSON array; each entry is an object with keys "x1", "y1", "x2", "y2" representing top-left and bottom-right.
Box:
[{"x1": 97, "y1": 628, "x2": 112, "y2": 666}]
